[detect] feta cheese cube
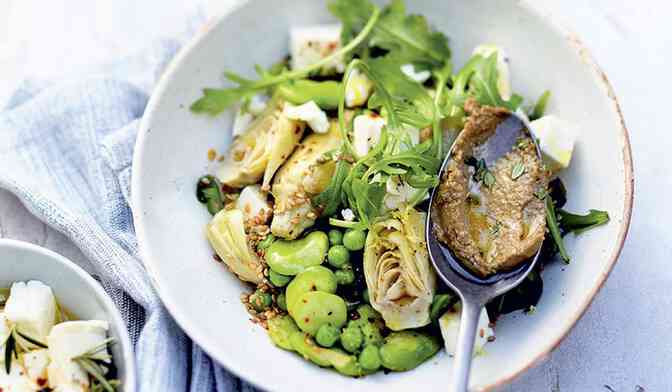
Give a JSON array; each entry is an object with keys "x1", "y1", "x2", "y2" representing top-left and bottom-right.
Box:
[
  {"x1": 0, "y1": 359, "x2": 34, "y2": 392},
  {"x1": 5, "y1": 281, "x2": 56, "y2": 342},
  {"x1": 472, "y1": 44, "x2": 512, "y2": 100},
  {"x1": 345, "y1": 69, "x2": 374, "y2": 107},
  {"x1": 22, "y1": 349, "x2": 50, "y2": 388},
  {"x1": 400, "y1": 64, "x2": 431, "y2": 83},
  {"x1": 236, "y1": 185, "x2": 271, "y2": 222},
  {"x1": 439, "y1": 302, "x2": 494, "y2": 357},
  {"x1": 283, "y1": 101, "x2": 329, "y2": 133},
  {"x1": 530, "y1": 115, "x2": 578, "y2": 173},
  {"x1": 47, "y1": 321, "x2": 110, "y2": 391},
  {"x1": 353, "y1": 113, "x2": 386, "y2": 157},
  {"x1": 290, "y1": 25, "x2": 344, "y2": 75},
  {"x1": 0, "y1": 313, "x2": 11, "y2": 348}
]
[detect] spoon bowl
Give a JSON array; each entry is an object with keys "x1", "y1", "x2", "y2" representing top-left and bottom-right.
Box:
[{"x1": 426, "y1": 112, "x2": 544, "y2": 392}]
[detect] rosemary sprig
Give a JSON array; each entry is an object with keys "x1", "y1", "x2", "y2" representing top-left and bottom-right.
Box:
[
  {"x1": 4, "y1": 331, "x2": 16, "y2": 374},
  {"x1": 3, "y1": 327, "x2": 48, "y2": 373},
  {"x1": 72, "y1": 337, "x2": 118, "y2": 392}
]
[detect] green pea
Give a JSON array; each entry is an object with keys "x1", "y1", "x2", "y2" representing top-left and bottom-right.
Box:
[
  {"x1": 286, "y1": 266, "x2": 337, "y2": 313},
  {"x1": 358, "y1": 345, "x2": 381, "y2": 371},
  {"x1": 276, "y1": 80, "x2": 341, "y2": 110},
  {"x1": 315, "y1": 324, "x2": 340, "y2": 348},
  {"x1": 269, "y1": 269, "x2": 292, "y2": 287},
  {"x1": 340, "y1": 326, "x2": 363, "y2": 353},
  {"x1": 277, "y1": 292, "x2": 287, "y2": 311},
  {"x1": 362, "y1": 289, "x2": 370, "y2": 304},
  {"x1": 249, "y1": 289, "x2": 272, "y2": 312},
  {"x1": 266, "y1": 231, "x2": 329, "y2": 275},
  {"x1": 343, "y1": 229, "x2": 366, "y2": 251},
  {"x1": 379, "y1": 331, "x2": 441, "y2": 371},
  {"x1": 334, "y1": 268, "x2": 355, "y2": 285},
  {"x1": 257, "y1": 234, "x2": 275, "y2": 250},
  {"x1": 327, "y1": 245, "x2": 350, "y2": 268},
  {"x1": 328, "y1": 229, "x2": 343, "y2": 245},
  {"x1": 290, "y1": 291, "x2": 347, "y2": 336}
]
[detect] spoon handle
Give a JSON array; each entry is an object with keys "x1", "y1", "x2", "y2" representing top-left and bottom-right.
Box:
[{"x1": 451, "y1": 300, "x2": 483, "y2": 392}]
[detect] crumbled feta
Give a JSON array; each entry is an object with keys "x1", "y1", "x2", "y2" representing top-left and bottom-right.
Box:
[
  {"x1": 0, "y1": 359, "x2": 34, "y2": 392},
  {"x1": 232, "y1": 107, "x2": 254, "y2": 137},
  {"x1": 472, "y1": 44, "x2": 512, "y2": 100},
  {"x1": 290, "y1": 25, "x2": 344, "y2": 74},
  {"x1": 5, "y1": 281, "x2": 56, "y2": 342},
  {"x1": 22, "y1": 349, "x2": 50, "y2": 387},
  {"x1": 47, "y1": 321, "x2": 110, "y2": 391},
  {"x1": 248, "y1": 94, "x2": 268, "y2": 116},
  {"x1": 439, "y1": 303, "x2": 494, "y2": 357},
  {"x1": 400, "y1": 64, "x2": 431, "y2": 83},
  {"x1": 283, "y1": 101, "x2": 329, "y2": 133},
  {"x1": 236, "y1": 185, "x2": 272, "y2": 222},
  {"x1": 530, "y1": 115, "x2": 577, "y2": 173},
  {"x1": 383, "y1": 176, "x2": 417, "y2": 210},
  {"x1": 345, "y1": 69, "x2": 374, "y2": 107},
  {"x1": 341, "y1": 208, "x2": 355, "y2": 222},
  {"x1": 353, "y1": 113, "x2": 386, "y2": 157}
]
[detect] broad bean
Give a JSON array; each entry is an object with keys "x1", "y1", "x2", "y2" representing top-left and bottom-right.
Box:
[
  {"x1": 276, "y1": 80, "x2": 341, "y2": 110},
  {"x1": 289, "y1": 291, "x2": 347, "y2": 336},
  {"x1": 267, "y1": 315, "x2": 299, "y2": 351},
  {"x1": 379, "y1": 331, "x2": 441, "y2": 371},
  {"x1": 286, "y1": 266, "x2": 337, "y2": 312},
  {"x1": 266, "y1": 231, "x2": 329, "y2": 275}
]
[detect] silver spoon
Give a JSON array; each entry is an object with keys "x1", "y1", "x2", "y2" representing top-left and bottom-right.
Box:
[{"x1": 425, "y1": 113, "x2": 544, "y2": 392}]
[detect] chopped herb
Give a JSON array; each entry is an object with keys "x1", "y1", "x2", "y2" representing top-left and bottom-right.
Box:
[
  {"x1": 483, "y1": 171, "x2": 496, "y2": 188},
  {"x1": 489, "y1": 221, "x2": 502, "y2": 236},
  {"x1": 466, "y1": 157, "x2": 496, "y2": 188},
  {"x1": 511, "y1": 162, "x2": 526, "y2": 180},
  {"x1": 534, "y1": 187, "x2": 549, "y2": 200},
  {"x1": 515, "y1": 138, "x2": 531, "y2": 149}
]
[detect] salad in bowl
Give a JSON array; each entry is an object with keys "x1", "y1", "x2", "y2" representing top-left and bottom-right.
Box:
[{"x1": 189, "y1": 0, "x2": 610, "y2": 378}]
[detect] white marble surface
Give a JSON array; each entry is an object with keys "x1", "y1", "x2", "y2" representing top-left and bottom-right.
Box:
[{"x1": 0, "y1": 1, "x2": 670, "y2": 391}]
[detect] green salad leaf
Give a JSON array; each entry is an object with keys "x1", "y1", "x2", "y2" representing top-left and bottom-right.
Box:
[
  {"x1": 329, "y1": 0, "x2": 450, "y2": 67},
  {"x1": 313, "y1": 160, "x2": 352, "y2": 216}
]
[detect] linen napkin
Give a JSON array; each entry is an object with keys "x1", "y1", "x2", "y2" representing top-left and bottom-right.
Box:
[{"x1": 0, "y1": 4, "x2": 257, "y2": 392}]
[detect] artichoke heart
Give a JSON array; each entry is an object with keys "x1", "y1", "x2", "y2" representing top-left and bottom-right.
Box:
[
  {"x1": 270, "y1": 122, "x2": 341, "y2": 239},
  {"x1": 217, "y1": 98, "x2": 305, "y2": 189},
  {"x1": 364, "y1": 207, "x2": 436, "y2": 330},
  {"x1": 206, "y1": 208, "x2": 263, "y2": 284}
]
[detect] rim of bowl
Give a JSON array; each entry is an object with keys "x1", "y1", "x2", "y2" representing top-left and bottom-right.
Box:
[
  {"x1": 0, "y1": 239, "x2": 137, "y2": 392},
  {"x1": 131, "y1": 1, "x2": 634, "y2": 390}
]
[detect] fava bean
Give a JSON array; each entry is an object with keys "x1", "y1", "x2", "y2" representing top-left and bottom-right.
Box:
[
  {"x1": 289, "y1": 291, "x2": 347, "y2": 336},
  {"x1": 266, "y1": 231, "x2": 329, "y2": 275},
  {"x1": 286, "y1": 266, "x2": 337, "y2": 312},
  {"x1": 267, "y1": 315, "x2": 299, "y2": 351},
  {"x1": 379, "y1": 331, "x2": 441, "y2": 371}
]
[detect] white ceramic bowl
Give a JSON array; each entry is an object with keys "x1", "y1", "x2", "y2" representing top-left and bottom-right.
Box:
[
  {"x1": 0, "y1": 239, "x2": 136, "y2": 391},
  {"x1": 132, "y1": 0, "x2": 633, "y2": 390}
]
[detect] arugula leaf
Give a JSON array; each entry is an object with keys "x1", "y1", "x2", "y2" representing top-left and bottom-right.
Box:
[
  {"x1": 558, "y1": 209, "x2": 610, "y2": 235},
  {"x1": 191, "y1": 7, "x2": 381, "y2": 115},
  {"x1": 366, "y1": 55, "x2": 435, "y2": 129},
  {"x1": 545, "y1": 196, "x2": 570, "y2": 263},
  {"x1": 431, "y1": 61, "x2": 453, "y2": 158},
  {"x1": 369, "y1": 0, "x2": 451, "y2": 66},
  {"x1": 350, "y1": 177, "x2": 385, "y2": 224},
  {"x1": 529, "y1": 90, "x2": 551, "y2": 121},
  {"x1": 329, "y1": 0, "x2": 450, "y2": 66},
  {"x1": 469, "y1": 54, "x2": 508, "y2": 108},
  {"x1": 313, "y1": 160, "x2": 351, "y2": 216}
]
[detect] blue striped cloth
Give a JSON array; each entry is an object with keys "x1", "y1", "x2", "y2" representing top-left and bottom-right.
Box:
[{"x1": 0, "y1": 8, "x2": 256, "y2": 392}]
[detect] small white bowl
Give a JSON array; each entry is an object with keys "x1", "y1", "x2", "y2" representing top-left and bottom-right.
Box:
[
  {"x1": 0, "y1": 239, "x2": 136, "y2": 392},
  {"x1": 133, "y1": 0, "x2": 633, "y2": 390}
]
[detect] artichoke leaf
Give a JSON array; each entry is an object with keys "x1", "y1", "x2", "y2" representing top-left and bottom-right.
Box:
[
  {"x1": 364, "y1": 207, "x2": 436, "y2": 330},
  {"x1": 206, "y1": 208, "x2": 263, "y2": 284},
  {"x1": 217, "y1": 97, "x2": 304, "y2": 188},
  {"x1": 271, "y1": 122, "x2": 341, "y2": 239}
]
